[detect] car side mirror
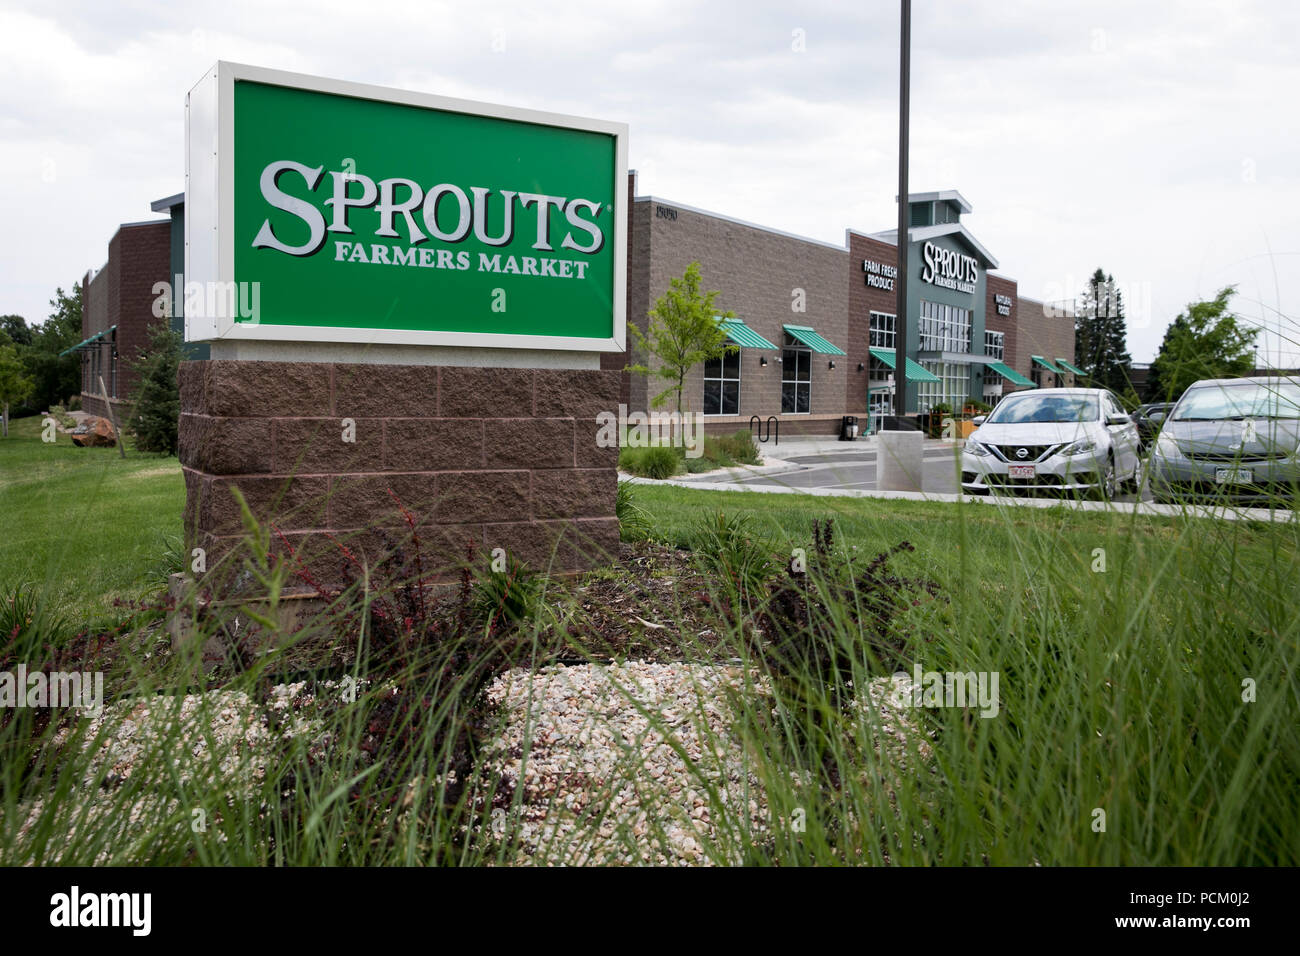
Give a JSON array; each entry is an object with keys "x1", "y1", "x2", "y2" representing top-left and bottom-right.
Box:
[
  {"x1": 1149, "y1": 411, "x2": 1166, "y2": 422},
  {"x1": 1106, "y1": 414, "x2": 1131, "y2": 426},
  {"x1": 971, "y1": 415, "x2": 986, "y2": 426}
]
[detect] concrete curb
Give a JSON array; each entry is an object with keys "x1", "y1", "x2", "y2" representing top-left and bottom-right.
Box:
[
  {"x1": 618, "y1": 456, "x2": 806, "y2": 484},
  {"x1": 620, "y1": 475, "x2": 1296, "y2": 523}
]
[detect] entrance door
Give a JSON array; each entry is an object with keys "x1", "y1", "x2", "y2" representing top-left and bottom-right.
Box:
[{"x1": 868, "y1": 390, "x2": 892, "y2": 434}]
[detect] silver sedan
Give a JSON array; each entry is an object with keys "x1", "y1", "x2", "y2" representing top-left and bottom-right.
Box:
[
  {"x1": 961, "y1": 388, "x2": 1141, "y2": 498},
  {"x1": 1148, "y1": 376, "x2": 1300, "y2": 503}
]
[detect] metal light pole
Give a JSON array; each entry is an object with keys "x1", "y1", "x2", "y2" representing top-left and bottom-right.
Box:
[{"x1": 894, "y1": 0, "x2": 911, "y2": 421}]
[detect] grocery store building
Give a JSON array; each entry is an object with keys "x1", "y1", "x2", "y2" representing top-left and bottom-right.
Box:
[
  {"x1": 78, "y1": 175, "x2": 1078, "y2": 439},
  {"x1": 613, "y1": 177, "x2": 1081, "y2": 436}
]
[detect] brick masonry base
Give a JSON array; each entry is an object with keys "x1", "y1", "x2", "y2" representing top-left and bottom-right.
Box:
[{"x1": 178, "y1": 360, "x2": 620, "y2": 588}]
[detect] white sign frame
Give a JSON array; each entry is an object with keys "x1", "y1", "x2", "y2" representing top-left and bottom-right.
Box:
[{"x1": 185, "y1": 61, "x2": 628, "y2": 352}]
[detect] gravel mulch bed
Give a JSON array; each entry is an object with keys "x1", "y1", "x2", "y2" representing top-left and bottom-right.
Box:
[{"x1": 481, "y1": 662, "x2": 929, "y2": 865}]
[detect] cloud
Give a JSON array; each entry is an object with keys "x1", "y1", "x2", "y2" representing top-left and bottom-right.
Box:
[{"x1": 1, "y1": 0, "x2": 1296, "y2": 363}]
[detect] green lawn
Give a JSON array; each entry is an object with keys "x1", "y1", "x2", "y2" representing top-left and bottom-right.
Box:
[
  {"x1": 0, "y1": 414, "x2": 185, "y2": 626},
  {"x1": 629, "y1": 480, "x2": 1291, "y2": 588},
  {"x1": 2, "y1": 421, "x2": 1297, "y2": 865}
]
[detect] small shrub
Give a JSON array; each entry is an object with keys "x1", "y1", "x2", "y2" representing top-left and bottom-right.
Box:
[
  {"x1": 140, "y1": 533, "x2": 186, "y2": 596},
  {"x1": 683, "y1": 440, "x2": 730, "y2": 473},
  {"x1": 689, "y1": 511, "x2": 773, "y2": 601},
  {"x1": 473, "y1": 553, "x2": 545, "y2": 629},
  {"x1": 271, "y1": 491, "x2": 539, "y2": 834},
  {"x1": 717, "y1": 430, "x2": 760, "y2": 465},
  {"x1": 0, "y1": 584, "x2": 71, "y2": 668},
  {"x1": 616, "y1": 481, "x2": 653, "y2": 542},
  {"x1": 757, "y1": 520, "x2": 942, "y2": 711},
  {"x1": 619, "y1": 444, "x2": 682, "y2": 479}
]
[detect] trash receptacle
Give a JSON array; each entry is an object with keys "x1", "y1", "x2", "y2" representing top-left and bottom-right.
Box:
[{"x1": 840, "y1": 415, "x2": 859, "y2": 441}]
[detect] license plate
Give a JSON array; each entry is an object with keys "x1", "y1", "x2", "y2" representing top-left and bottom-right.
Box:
[
  {"x1": 1215, "y1": 468, "x2": 1253, "y2": 485},
  {"x1": 1008, "y1": 464, "x2": 1036, "y2": 479}
]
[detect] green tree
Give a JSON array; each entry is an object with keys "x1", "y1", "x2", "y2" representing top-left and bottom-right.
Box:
[
  {"x1": 126, "y1": 324, "x2": 183, "y2": 455},
  {"x1": 0, "y1": 315, "x2": 32, "y2": 347},
  {"x1": 628, "y1": 261, "x2": 736, "y2": 414},
  {"x1": 1146, "y1": 286, "x2": 1258, "y2": 403},
  {"x1": 0, "y1": 341, "x2": 34, "y2": 437},
  {"x1": 23, "y1": 285, "x2": 83, "y2": 411},
  {"x1": 1074, "y1": 268, "x2": 1133, "y2": 392}
]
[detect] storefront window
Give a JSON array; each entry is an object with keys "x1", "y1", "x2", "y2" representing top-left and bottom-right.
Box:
[
  {"x1": 984, "y1": 330, "x2": 1004, "y2": 361},
  {"x1": 703, "y1": 350, "x2": 740, "y2": 416},
  {"x1": 917, "y1": 361, "x2": 972, "y2": 413},
  {"x1": 919, "y1": 300, "x2": 971, "y2": 353},
  {"x1": 781, "y1": 334, "x2": 811, "y2": 414},
  {"x1": 868, "y1": 311, "x2": 896, "y2": 380},
  {"x1": 869, "y1": 311, "x2": 896, "y2": 349}
]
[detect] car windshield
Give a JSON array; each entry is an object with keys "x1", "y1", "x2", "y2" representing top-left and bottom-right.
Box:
[
  {"x1": 987, "y1": 394, "x2": 1099, "y2": 424},
  {"x1": 1172, "y1": 381, "x2": 1300, "y2": 421}
]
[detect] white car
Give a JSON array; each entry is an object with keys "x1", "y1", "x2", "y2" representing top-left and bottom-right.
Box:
[{"x1": 960, "y1": 388, "x2": 1141, "y2": 498}]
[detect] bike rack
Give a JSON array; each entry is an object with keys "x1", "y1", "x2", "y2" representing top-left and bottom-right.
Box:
[{"x1": 749, "y1": 415, "x2": 779, "y2": 446}]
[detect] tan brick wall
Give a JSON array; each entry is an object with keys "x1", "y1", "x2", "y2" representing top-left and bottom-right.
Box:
[
  {"x1": 848, "y1": 232, "x2": 904, "y2": 415},
  {"x1": 179, "y1": 361, "x2": 620, "y2": 587},
  {"x1": 80, "y1": 220, "x2": 171, "y2": 409},
  {"x1": 626, "y1": 196, "x2": 848, "y2": 436},
  {"x1": 985, "y1": 274, "x2": 1022, "y2": 396},
  {"x1": 1017, "y1": 295, "x2": 1077, "y2": 387}
]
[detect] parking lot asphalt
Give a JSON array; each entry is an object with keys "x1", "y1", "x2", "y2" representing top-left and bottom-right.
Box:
[{"x1": 676, "y1": 441, "x2": 1152, "y2": 503}]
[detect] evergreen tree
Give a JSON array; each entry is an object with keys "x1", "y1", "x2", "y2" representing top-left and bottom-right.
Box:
[
  {"x1": 126, "y1": 324, "x2": 183, "y2": 455},
  {"x1": 1074, "y1": 268, "x2": 1133, "y2": 392}
]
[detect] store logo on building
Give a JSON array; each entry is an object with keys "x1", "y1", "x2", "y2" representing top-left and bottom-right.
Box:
[
  {"x1": 921, "y1": 241, "x2": 979, "y2": 294},
  {"x1": 863, "y1": 259, "x2": 897, "y2": 291},
  {"x1": 995, "y1": 293, "x2": 1013, "y2": 316},
  {"x1": 184, "y1": 62, "x2": 627, "y2": 352}
]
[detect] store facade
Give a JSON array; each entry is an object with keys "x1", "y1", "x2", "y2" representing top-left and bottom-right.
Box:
[
  {"x1": 83, "y1": 175, "x2": 1077, "y2": 441},
  {"x1": 612, "y1": 171, "x2": 851, "y2": 437},
  {"x1": 850, "y1": 190, "x2": 1050, "y2": 432},
  {"x1": 616, "y1": 179, "x2": 1076, "y2": 436}
]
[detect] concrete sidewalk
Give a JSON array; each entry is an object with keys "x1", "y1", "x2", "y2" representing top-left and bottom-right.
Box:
[
  {"x1": 653, "y1": 433, "x2": 962, "y2": 484},
  {"x1": 747, "y1": 433, "x2": 962, "y2": 460}
]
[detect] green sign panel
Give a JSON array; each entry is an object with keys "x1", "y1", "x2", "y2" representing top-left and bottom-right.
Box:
[{"x1": 186, "y1": 62, "x2": 627, "y2": 351}]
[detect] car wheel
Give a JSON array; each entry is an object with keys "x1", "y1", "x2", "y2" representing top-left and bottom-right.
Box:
[
  {"x1": 1096, "y1": 455, "x2": 1117, "y2": 501},
  {"x1": 1124, "y1": 459, "x2": 1143, "y2": 493}
]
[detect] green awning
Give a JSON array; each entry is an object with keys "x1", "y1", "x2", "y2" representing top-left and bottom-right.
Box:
[
  {"x1": 784, "y1": 324, "x2": 846, "y2": 356},
  {"x1": 1031, "y1": 355, "x2": 1065, "y2": 374},
  {"x1": 59, "y1": 325, "x2": 116, "y2": 357},
  {"x1": 717, "y1": 317, "x2": 777, "y2": 350},
  {"x1": 1055, "y1": 358, "x2": 1088, "y2": 377},
  {"x1": 869, "y1": 348, "x2": 942, "y2": 383},
  {"x1": 986, "y1": 360, "x2": 1036, "y2": 388}
]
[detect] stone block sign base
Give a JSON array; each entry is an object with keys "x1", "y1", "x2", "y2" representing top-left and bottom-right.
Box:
[
  {"x1": 178, "y1": 360, "x2": 620, "y2": 591},
  {"x1": 876, "y1": 430, "x2": 925, "y2": 493}
]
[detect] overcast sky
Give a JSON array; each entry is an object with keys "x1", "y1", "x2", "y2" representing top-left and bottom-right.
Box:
[{"x1": 2, "y1": 0, "x2": 1297, "y2": 362}]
